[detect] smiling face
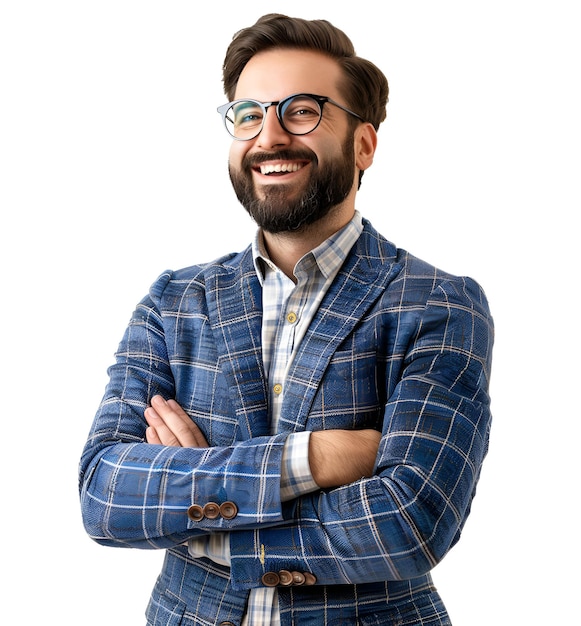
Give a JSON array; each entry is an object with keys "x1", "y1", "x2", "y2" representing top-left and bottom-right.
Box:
[{"x1": 227, "y1": 48, "x2": 362, "y2": 234}]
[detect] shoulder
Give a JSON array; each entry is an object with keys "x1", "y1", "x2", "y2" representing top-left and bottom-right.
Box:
[
  {"x1": 144, "y1": 246, "x2": 253, "y2": 309},
  {"x1": 359, "y1": 218, "x2": 492, "y2": 319}
]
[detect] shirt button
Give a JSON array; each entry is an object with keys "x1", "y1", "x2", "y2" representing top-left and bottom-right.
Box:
[
  {"x1": 273, "y1": 383, "x2": 283, "y2": 395},
  {"x1": 261, "y1": 572, "x2": 280, "y2": 587},
  {"x1": 286, "y1": 311, "x2": 297, "y2": 324},
  {"x1": 187, "y1": 504, "x2": 204, "y2": 521},
  {"x1": 220, "y1": 501, "x2": 238, "y2": 519},
  {"x1": 203, "y1": 502, "x2": 220, "y2": 519}
]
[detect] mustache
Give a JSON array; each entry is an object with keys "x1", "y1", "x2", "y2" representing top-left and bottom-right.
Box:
[{"x1": 242, "y1": 148, "x2": 318, "y2": 169}]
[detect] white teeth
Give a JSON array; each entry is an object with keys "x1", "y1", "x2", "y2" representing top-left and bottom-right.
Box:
[{"x1": 259, "y1": 162, "x2": 303, "y2": 175}]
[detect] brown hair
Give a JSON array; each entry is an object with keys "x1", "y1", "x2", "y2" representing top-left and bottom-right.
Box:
[{"x1": 222, "y1": 14, "x2": 389, "y2": 131}]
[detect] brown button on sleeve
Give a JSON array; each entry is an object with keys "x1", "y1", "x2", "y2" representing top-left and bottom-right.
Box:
[
  {"x1": 203, "y1": 502, "x2": 221, "y2": 519},
  {"x1": 291, "y1": 571, "x2": 306, "y2": 586},
  {"x1": 219, "y1": 501, "x2": 238, "y2": 519},
  {"x1": 278, "y1": 570, "x2": 293, "y2": 586},
  {"x1": 187, "y1": 504, "x2": 204, "y2": 521},
  {"x1": 261, "y1": 572, "x2": 280, "y2": 587},
  {"x1": 303, "y1": 572, "x2": 317, "y2": 585}
]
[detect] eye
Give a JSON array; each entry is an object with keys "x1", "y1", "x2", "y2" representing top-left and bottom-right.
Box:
[
  {"x1": 283, "y1": 97, "x2": 321, "y2": 123},
  {"x1": 232, "y1": 102, "x2": 263, "y2": 129}
]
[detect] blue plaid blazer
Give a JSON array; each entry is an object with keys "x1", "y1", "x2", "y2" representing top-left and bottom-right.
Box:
[{"x1": 79, "y1": 219, "x2": 493, "y2": 625}]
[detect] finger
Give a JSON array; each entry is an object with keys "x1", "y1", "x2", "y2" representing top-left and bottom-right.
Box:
[
  {"x1": 145, "y1": 425, "x2": 162, "y2": 445},
  {"x1": 144, "y1": 406, "x2": 182, "y2": 446},
  {"x1": 150, "y1": 396, "x2": 208, "y2": 447},
  {"x1": 166, "y1": 399, "x2": 209, "y2": 447}
]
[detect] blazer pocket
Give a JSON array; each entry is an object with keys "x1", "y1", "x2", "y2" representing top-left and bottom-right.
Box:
[{"x1": 146, "y1": 585, "x2": 187, "y2": 625}]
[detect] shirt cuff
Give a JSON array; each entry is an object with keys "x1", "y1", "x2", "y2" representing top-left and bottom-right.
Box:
[
  {"x1": 280, "y1": 431, "x2": 319, "y2": 502},
  {"x1": 188, "y1": 533, "x2": 231, "y2": 567}
]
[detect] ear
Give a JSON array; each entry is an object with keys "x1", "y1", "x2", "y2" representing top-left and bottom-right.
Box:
[{"x1": 354, "y1": 122, "x2": 377, "y2": 172}]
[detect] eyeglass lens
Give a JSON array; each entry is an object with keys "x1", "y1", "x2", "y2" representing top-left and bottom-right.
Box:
[{"x1": 225, "y1": 95, "x2": 323, "y2": 139}]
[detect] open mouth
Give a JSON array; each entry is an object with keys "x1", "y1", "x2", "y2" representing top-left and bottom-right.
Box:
[{"x1": 257, "y1": 162, "x2": 307, "y2": 176}]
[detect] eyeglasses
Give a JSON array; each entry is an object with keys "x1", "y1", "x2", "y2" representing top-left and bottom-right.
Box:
[{"x1": 217, "y1": 93, "x2": 365, "y2": 141}]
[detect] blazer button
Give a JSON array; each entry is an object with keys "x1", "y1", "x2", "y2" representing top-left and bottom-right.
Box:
[
  {"x1": 203, "y1": 502, "x2": 221, "y2": 519},
  {"x1": 291, "y1": 571, "x2": 306, "y2": 585},
  {"x1": 220, "y1": 501, "x2": 238, "y2": 519},
  {"x1": 219, "y1": 622, "x2": 236, "y2": 626},
  {"x1": 187, "y1": 504, "x2": 204, "y2": 521},
  {"x1": 261, "y1": 572, "x2": 280, "y2": 587},
  {"x1": 303, "y1": 572, "x2": 317, "y2": 585},
  {"x1": 278, "y1": 570, "x2": 293, "y2": 586}
]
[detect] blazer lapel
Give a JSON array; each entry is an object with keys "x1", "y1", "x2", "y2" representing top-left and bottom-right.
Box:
[
  {"x1": 204, "y1": 249, "x2": 270, "y2": 440},
  {"x1": 280, "y1": 225, "x2": 402, "y2": 431}
]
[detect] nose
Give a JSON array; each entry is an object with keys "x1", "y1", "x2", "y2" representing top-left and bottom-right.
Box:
[{"x1": 255, "y1": 106, "x2": 291, "y2": 149}]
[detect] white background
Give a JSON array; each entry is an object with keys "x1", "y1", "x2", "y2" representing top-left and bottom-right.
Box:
[{"x1": 1, "y1": 1, "x2": 579, "y2": 623}]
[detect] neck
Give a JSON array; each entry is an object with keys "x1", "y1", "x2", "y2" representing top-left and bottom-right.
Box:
[{"x1": 262, "y1": 207, "x2": 355, "y2": 280}]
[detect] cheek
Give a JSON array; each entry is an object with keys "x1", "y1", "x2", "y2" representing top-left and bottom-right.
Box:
[
  {"x1": 228, "y1": 142, "x2": 247, "y2": 170},
  {"x1": 308, "y1": 132, "x2": 346, "y2": 160}
]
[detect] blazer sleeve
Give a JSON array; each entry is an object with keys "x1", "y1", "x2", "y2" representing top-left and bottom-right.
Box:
[
  {"x1": 78, "y1": 271, "x2": 288, "y2": 550},
  {"x1": 228, "y1": 275, "x2": 494, "y2": 589}
]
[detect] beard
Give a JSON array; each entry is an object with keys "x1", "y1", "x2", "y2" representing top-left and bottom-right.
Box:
[{"x1": 228, "y1": 136, "x2": 356, "y2": 233}]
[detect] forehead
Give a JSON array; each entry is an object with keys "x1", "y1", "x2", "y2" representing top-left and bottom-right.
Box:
[{"x1": 234, "y1": 48, "x2": 343, "y2": 101}]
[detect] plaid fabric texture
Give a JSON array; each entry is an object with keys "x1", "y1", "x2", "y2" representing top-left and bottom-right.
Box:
[
  {"x1": 79, "y1": 217, "x2": 493, "y2": 625},
  {"x1": 242, "y1": 214, "x2": 363, "y2": 624}
]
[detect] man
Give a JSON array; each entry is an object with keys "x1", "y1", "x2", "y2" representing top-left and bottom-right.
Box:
[{"x1": 79, "y1": 13, "x2": 493, "y2": 625}]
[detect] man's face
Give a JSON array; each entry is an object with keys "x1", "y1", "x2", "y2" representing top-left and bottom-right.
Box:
[{"x1": 227, "y1": 49, "x2": 358, "y2": 233}]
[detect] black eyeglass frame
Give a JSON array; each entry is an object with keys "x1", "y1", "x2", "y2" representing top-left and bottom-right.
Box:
[{"x1": 217, "y1": 92, "x2": 365, "y2": 140}]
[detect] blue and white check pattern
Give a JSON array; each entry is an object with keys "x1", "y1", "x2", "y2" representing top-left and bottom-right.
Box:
[
  {"x1": 80, "y1": 216, "x2": 493, "y2": 625},
  {"x1": 244, "y1": 212, "x2": 364, "y2": 625},
  {"x1": 190, "y1": 212, "x2": 364, "y2": 625}
]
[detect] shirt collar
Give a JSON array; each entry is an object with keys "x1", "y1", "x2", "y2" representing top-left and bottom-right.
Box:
[{"x1": 252, "y1": 211, "x2": 363, "y2": 284}]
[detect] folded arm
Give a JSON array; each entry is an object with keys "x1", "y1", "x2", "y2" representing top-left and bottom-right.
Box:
[
  {"x1": 79, "y1": 270, "x2": 493, "y2": 587},
  {"x1": 145, "y1": 394, "x2": 380, "y2": 490},
  {"x1": 78, "y1": 280, "x2": 380, "y2": 551},
  {"x1": 144, "y1": 394, "x2": 381, "y2": 566}
]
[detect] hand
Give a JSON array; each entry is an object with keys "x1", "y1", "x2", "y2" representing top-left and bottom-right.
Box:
[
  {"x1": 144, "y1": 395, "x2": 208, "y2": 448},
  {"x1": 308, "y1": 429, "x2": 381, "y2": 489}
]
